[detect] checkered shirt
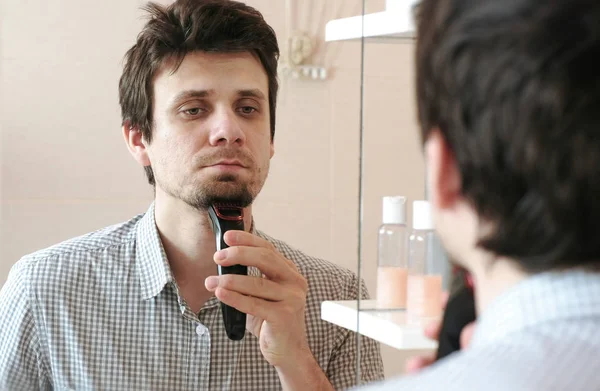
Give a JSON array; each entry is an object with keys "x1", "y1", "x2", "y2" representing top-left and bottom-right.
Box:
[{"x1": 0, "y1": 204, "x2": 384, "y2": 390}]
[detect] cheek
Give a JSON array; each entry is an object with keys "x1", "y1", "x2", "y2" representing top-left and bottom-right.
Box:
[
  {"x1": 146, "y1": 138, "x2": 182, "y2": 172},
  {"x1": 155, "y1": 127, "x2": 198, "y2": 159},
  {"x1": 258, "y1": 143, "x2": 273, "y2": 169}
]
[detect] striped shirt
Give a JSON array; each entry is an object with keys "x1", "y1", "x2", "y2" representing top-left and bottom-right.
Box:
[
  {"x1": 0, "y1": 204, "x2": 384, "y2": 390},
  {"x1": 356, "y1": 270, "x2": 600, "y2": 391}
]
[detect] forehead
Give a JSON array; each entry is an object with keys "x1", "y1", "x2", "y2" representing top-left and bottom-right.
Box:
[{"x1": 153, "y1": 51, "x2": 269, "y2": 101}]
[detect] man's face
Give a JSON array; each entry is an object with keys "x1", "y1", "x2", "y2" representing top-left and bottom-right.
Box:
[{"x1": 146, "y1": 51, "x2": 273, "y2": 209}]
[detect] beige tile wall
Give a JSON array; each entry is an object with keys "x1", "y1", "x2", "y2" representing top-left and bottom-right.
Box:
[{"x1": 1, "y1": 0, "x2": 425, "y2": 379}]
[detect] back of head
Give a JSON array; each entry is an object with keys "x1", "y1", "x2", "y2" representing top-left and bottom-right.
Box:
[
  {"x1": 415, "y1": 0, "x2": 600, "y2": 272},
  {"x1": 118, "y1": 0, "x2": 279, "y2": 185}
]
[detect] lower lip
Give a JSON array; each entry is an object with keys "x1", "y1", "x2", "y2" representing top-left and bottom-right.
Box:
[{"x1": 207, "y1": 164, "x2": 245, "y2": 172}]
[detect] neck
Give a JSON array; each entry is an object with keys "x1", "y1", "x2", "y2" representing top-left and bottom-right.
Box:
[
  {"x1": 466, "y1": 250, "x2": 529, "y2": 315},
  {"x1": 153, "y1": 190, "x2": 254, "y2": 282}
]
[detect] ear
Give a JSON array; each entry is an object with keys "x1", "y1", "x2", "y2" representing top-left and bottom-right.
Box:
[
  {"x1": 269, "y1": 140, "x2": 275, "y2": 159},
  {"x1": 425, "y1": 129, "x2": 461, "y2": 210},
  {"x1": 122, "y1": 122, "x2": 151, "y2": 167}
]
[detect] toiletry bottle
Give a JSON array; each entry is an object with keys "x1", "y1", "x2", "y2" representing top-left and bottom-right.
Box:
[
  {"x1": 406, "y1": 200, "x2": 444, "y2": 324},
  {"x1": 376, "y1": 196, "x2": 409, "y2": 309}
]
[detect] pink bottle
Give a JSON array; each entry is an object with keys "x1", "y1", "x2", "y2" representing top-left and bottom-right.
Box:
[
  {"x1": 376, "y1": 196, "x2": 409, "y2": 309},
  {"x1": 406, "y1": 200, "x2": 443, "y2": 324}
]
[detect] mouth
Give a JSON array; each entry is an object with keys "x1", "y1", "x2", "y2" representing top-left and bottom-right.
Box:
[
  {"x1": 204, "y1": 160, "x2": 247, "y2": 172},
  {"x1": 209, "y1": 160, "x2": 246, "y2": 168}
]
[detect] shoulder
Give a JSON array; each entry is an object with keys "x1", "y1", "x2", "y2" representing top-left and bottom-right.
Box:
[
  {"x1": 352, "y1": 349, "x2": 504, "y2": 391},
  {"x1": 359, "y1": 330, "x2": 600, "y2": 391},
  {"x1": 9, "y1": 213, "x2": 144, "y2": 291},
  {"x1": 22, "y1": 214, "x2": 142, "y2": 262},
  {"x1": 256, "y1": 230, "x2": 365, "y2": 301}
]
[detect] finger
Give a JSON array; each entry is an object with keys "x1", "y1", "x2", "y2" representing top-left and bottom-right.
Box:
[
  {"x1": 224, "y1": 230, "x2": 274, "y2": 250},
  {"x1": 215, "y1": 286, "x2": 276, "y2": 321},
  {"x1": 223, "y1": 231, "x2": 298, "y2": 271},
  {"x1": 460, "y1": 321, "x2": 476, "y2": 348},
  {"x1": 405, "y1": 354, "x2": 436, "y2": 374},
  {"x1": 214, "y1": 246, "x2": 299, "y2": 282},
  {"x1": 205, "y1": 274, "x2": 291, "y2": 302}
]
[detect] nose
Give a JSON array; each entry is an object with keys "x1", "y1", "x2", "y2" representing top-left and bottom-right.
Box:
[{"x1": 208, "y1": 107, "x2": 246, "y2": 146}]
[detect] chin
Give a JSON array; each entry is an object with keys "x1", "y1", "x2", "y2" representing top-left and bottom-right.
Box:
[
  {"x1": 189, "y1": 182, "x2": 256, "y2": 209},
  {"x1": 173, "y1": 171, "x2": 265, "y2": 208}
]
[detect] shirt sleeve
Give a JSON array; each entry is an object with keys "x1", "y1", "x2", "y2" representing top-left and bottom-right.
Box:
[
  {"x1": 326, "y1": 274, "x2": 385, "y2": 390},
  {"x1": 0, "y1": 259, "x2": 49, "y2": 390}
]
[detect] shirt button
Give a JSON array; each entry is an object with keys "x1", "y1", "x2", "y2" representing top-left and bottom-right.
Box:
[{"x1": 196, "y1": 325, "x2": 208, "y2": 336}]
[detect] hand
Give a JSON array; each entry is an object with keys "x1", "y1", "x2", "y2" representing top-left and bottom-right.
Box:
[
  {"x1": 204, "y1": 231, "x2": 311, "y2": 369},
  {"x1": 405, "y1": 292, "x2": 476, "y2": 374}
]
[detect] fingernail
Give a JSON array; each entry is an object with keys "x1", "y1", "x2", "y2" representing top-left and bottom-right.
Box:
[
  {"x1": 215, "y1": 249, "x2": 228, "y2": 261},
  {"x1": 205, "y1": 276, "x2": 219, "y2": 290}
]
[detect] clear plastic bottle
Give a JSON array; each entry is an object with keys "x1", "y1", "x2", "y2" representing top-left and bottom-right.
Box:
[
  {"x1": 406, "y1": 200, "x2": 444, "y2": 324},
  {"x1": 376, "y1": 196, "x2": 409, "y2": 309}
]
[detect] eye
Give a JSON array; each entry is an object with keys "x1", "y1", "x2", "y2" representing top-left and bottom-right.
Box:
[
  {"x1": 184, "y1": 107, "x2": 201, "y2": 116},
  {"x1": 239, "y1": 106, "x2": 257, "y2": 115}
]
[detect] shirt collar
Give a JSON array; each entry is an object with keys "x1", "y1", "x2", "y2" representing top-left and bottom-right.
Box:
[
  {"x1": 136, "y1": 203, "x2": 174, "y2": 300},
  {"x1": 135, "y1": 203, "x2": 264, "y2": 301},
  {"x1": 472, "y1": 269, "x2": 600, "y2": 348}
]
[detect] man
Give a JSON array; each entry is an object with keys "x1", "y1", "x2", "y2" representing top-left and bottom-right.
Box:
[
  {"x1": 358, "y1": 0, "x2": 600, "y2": 390},
  {"x1": 0, "y1": 0, "x2": 383, "y2": 390}
]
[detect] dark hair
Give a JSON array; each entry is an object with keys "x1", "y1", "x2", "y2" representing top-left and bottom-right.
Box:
[
  {"x1": 415, "y1": 0, "x2": 600, "y2": 272},
  {"x1": 119, "y1": 0, "x2": 279, "y2": 185}
]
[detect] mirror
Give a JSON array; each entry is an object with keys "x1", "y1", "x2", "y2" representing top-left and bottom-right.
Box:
[{"x1": 0, "y1": 0, "x2": 442, "y2": 384}]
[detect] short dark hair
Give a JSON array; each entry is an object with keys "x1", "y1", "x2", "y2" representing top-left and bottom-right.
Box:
[
  {"x1": 415, "y1": 0, "x2": 600, "y2": 272},
  {"x1": 118, "y1": 0, "x2": 279, "y2": 185}
]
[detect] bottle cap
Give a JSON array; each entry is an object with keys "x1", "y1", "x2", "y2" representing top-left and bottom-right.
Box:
[
  {"x1": 382, "y1": 196, "x2": 407, "y2": 225},
  {"x1": 413, "y1": 200, "x2": 433, "y2": 230}
]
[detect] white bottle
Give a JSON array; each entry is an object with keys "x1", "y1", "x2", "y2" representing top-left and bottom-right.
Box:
[
  {"x1": 406, "y1": 200, "x2": 444, "y2": 324},
  {"x1": 376, "y1": 196, "x2": 409, "y2": 309}
]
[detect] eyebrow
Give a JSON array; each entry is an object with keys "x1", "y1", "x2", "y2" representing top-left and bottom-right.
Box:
[
  {"x1": 170, "y1": 88, "x2": 266, "y2": 106},
  {"x1": 238, "y1": 89, "x2": 266, "y2": 100},
  {"x1": 170, "y1": 89, "x2": 213, "y2": 106}
]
